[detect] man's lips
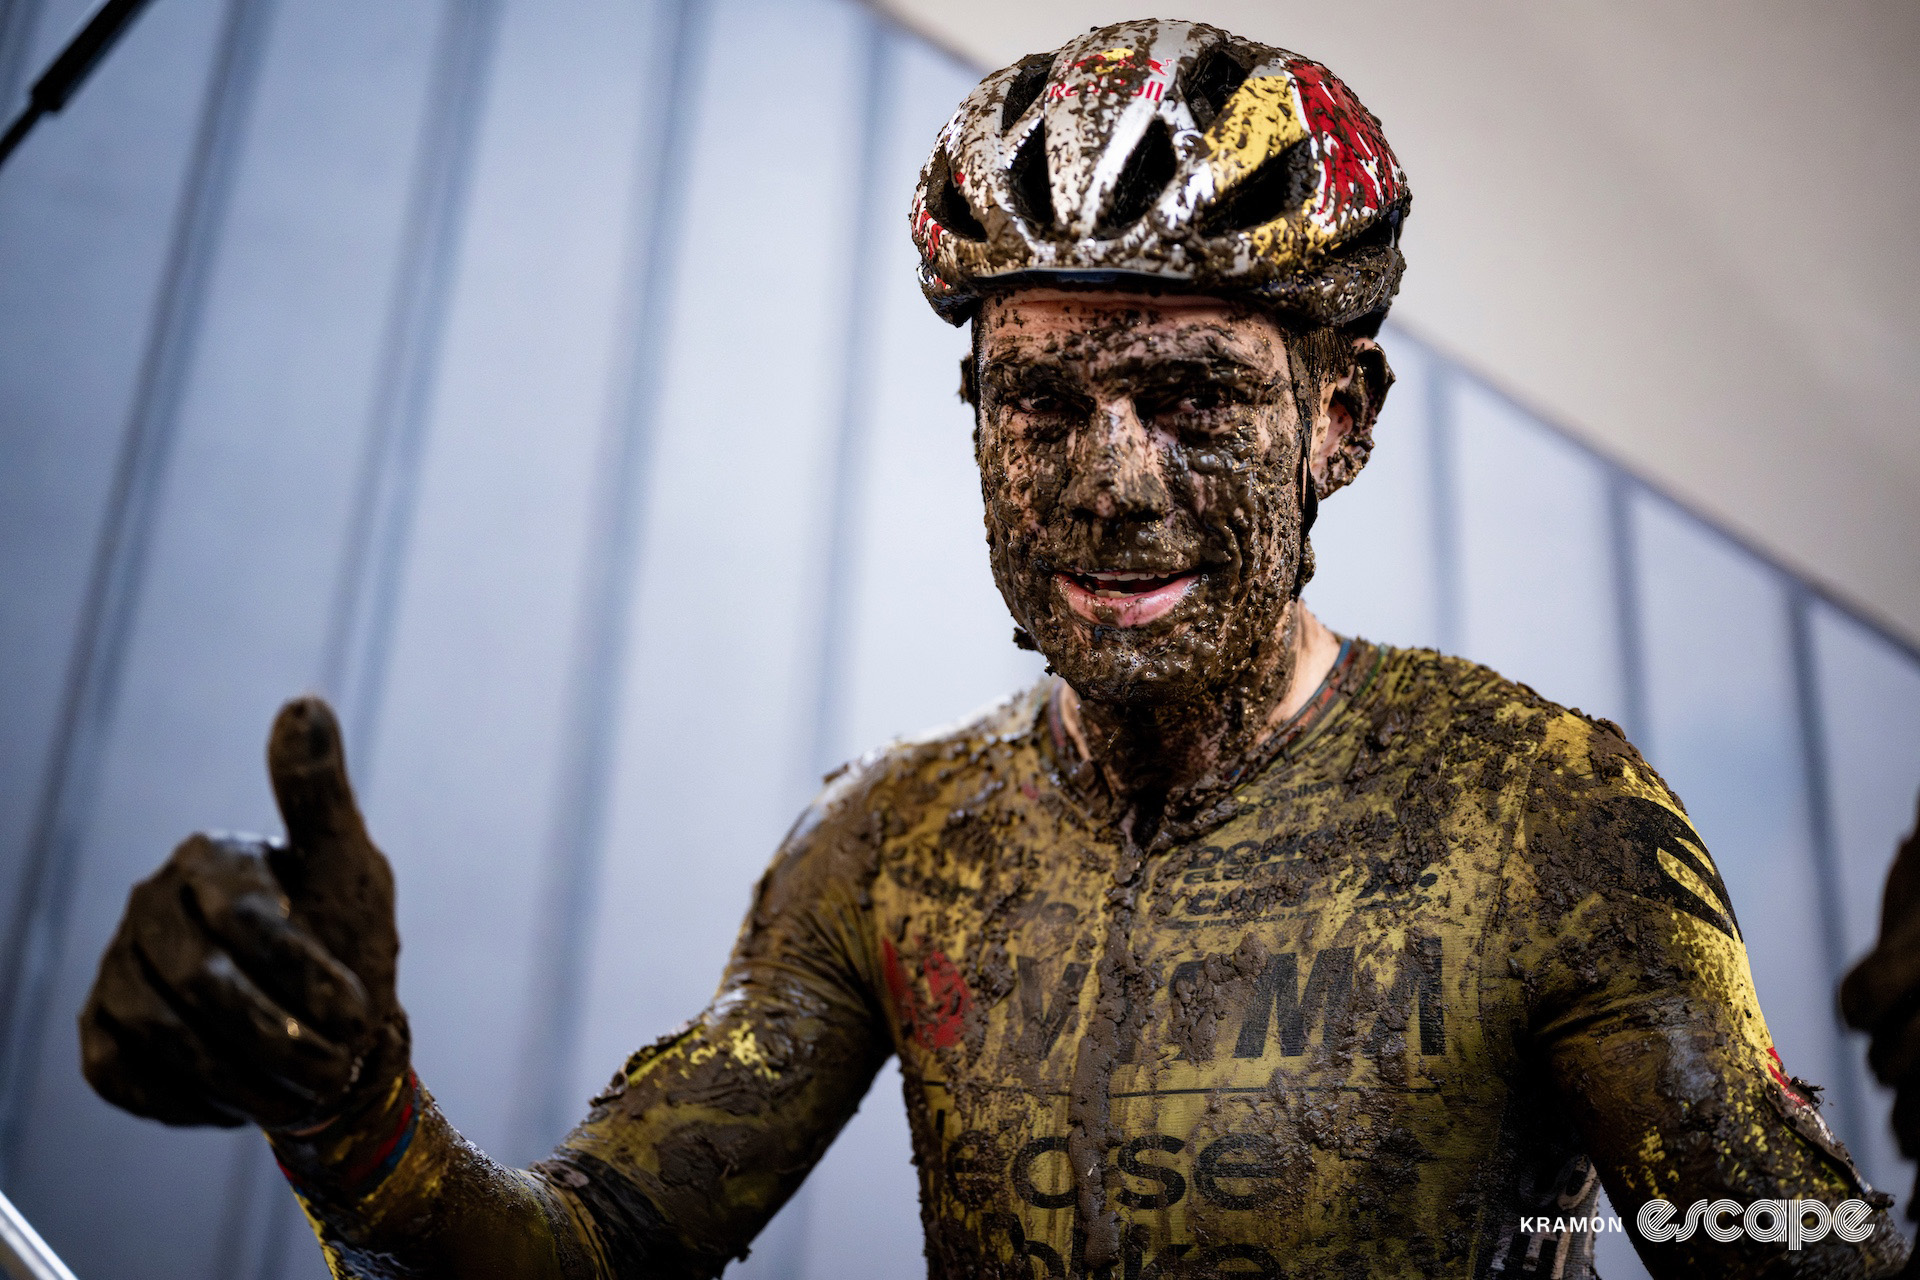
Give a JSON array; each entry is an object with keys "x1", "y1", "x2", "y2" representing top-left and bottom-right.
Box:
[{"x1": 1056, "y1": 568, "x2": 1199, "y2": 627}]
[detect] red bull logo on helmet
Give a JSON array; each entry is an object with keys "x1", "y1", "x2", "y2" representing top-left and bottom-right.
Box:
[{"x1": 1046, "y1": 46, "x2": 1169, "y2": 103}]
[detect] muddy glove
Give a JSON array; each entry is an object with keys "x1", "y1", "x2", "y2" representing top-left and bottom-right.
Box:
[
  {"x1": 80, "y1": 698, "x2": 406, "y2": 1132},
  {"x1": 1841, "y1": 791, "x2": 1920, "y2": 1225}
]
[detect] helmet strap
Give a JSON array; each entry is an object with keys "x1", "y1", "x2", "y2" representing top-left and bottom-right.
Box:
[{"x1": 1294, "y1": 424, "x2": 1318, "y2": 599}]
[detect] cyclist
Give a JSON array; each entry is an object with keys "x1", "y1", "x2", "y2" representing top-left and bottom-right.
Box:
[{"x1": 81, "y1": 19, "x2": 1910, "y2": 1278}]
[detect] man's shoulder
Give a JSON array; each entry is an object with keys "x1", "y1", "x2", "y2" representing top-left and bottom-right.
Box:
[
  {"x1": 1407, "y1": 657, "x2": 1705, "y2": 908},
  {"x1": 1348, "y1": 643, "x2": 1664, "y2": 797},
  {"x1": 834, "y1": 680, "x2": 1046, "y2": 798},
  {"x1": 780, "y1": 681, "x2": 1050, "y2": 852},
  {"x1": 749, "y1": 683, "x2": 1050, "y2": 923},
  {"x1": 1361, "y1": 643, "x2": 1577, "y2": 746},
  {"x1": 1356, "y1": 647, "x2": 1712, "y2": 928}
]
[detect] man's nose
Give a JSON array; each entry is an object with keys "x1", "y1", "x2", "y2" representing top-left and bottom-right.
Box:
[{"x1": 1061, "y1": 398, "x2": 1171, "y2": 521}]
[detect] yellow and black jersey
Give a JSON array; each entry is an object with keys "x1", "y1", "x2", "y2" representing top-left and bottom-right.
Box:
[{"x1": 282, "y1": 642, "x2": 1909, "y2": 1279}]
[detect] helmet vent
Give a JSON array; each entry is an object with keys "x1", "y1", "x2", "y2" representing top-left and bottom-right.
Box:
[
  {"x1": 1007, "y1": 119, "x2": 1056, "y2": 232},
  {"x1": 1098, "y1": 118, "x2": 1175, "y2": 238},
  {"x1": 1000, "y1": 54, "x2": 1052, "y2": 132},
  {"x1": 928, "y1": 151, "x2": 988, "y2": 241},
  {"x1": 1179, "y1": 46, "x2": 1251, "y2": 131},
  {"x1": 1197, "y1": 137, "x2": 1315, "y2": 237},
  {"x1": 1348, "y1": 207, "x2": 1398, "y2": 252}
]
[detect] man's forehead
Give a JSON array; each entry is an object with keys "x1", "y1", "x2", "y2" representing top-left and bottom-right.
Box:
[{"x1": 979, "y1": 289, "x2": 1282, "y2": 366}]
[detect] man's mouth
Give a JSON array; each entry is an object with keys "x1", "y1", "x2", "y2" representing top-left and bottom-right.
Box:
[{"x1": 1056, "y1": 568, "x2": 1199, "y2": 628}]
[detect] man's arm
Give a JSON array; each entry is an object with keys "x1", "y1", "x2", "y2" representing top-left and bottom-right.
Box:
[
  {"x1": 1518, "y1": 715, "x2": 1909, "y2": 1278},
  {"x1": 80, "y1": 699, "x2": 891, "y2": 1278},
  {"x1": 273, "y1": 874, "x2": 890, "y2": 1278}
]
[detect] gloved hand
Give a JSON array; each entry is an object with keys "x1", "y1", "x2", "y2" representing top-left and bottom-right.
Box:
[
  {"x1": 1840, "y1": 791, "x2": 1920, "y2": 1217},
  {"x1": 79, "y1": 697, "x2": 406, "y2": 1132}
]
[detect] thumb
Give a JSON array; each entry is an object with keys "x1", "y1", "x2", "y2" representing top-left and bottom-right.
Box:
[
  {"x1": 268, "y1": 696, "x2": 370, "y2": 869},
  {"x1": 265, "y1": 698, "x2": 397, "y2": 1006}
]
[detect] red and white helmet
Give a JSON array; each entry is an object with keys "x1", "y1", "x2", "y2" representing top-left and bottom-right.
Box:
[{"x1": 911, "y1": 19, "x2": 1409, "y2": 329}]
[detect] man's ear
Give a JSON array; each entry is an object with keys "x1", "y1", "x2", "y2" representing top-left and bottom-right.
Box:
[{"x1": 1312, "y1": 336, "x2": 1393, "y2": 498}]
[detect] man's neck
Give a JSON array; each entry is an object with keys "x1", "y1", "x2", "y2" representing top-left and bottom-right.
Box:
[{"x1": 1056, "y1": 604, "x2": 1342, "y2": 831}]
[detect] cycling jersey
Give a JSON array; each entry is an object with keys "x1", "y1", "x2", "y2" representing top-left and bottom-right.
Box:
[{"x1": 275, "y1": 641, "x2": 1909, "y2": 1278}]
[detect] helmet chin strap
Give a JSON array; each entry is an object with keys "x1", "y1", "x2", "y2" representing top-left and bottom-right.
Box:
[{"x1": 1293, "y1": 423, "x2": 1318, "y2": 600}]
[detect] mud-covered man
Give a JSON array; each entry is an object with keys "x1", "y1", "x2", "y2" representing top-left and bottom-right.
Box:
[{"x1": 78, "y1": 19, "x2": 1914, "y2": 1279}]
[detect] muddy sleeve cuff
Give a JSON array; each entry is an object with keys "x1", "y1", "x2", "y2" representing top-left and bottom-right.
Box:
[{"x1": 266, "y1": 1075, "x2": 611, "y2": 1278}]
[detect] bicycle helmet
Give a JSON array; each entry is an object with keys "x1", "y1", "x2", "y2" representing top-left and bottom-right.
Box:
[{"x1": 911, "y1": 19, "x2": 1408, "y2": 330}]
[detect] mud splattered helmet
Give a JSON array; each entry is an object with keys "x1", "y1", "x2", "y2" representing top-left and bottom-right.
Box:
[{"x1": 911, "y1": 19, "x2": 1408, "y2": 331}]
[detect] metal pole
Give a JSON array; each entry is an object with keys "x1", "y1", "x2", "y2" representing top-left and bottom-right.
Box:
[
  {"x1": 1426, "y1": 357, "x2": 1463, "y2": 656},
  {"x1": 507, "y1": 0, "x2": 710, "y2": 1163},
  {"x1": 0, "y1": 1187, "x2": 77, "y2": 1280},
  {"x1": 1787, "y1": 582, "x2": 1866, "y2": 1152},
  {"x1": 0, "y1": 0, "x2": 159, "y2": 171},
  {"x1": 0, "y1": 0, "x2": 278, "y2": 1180}
]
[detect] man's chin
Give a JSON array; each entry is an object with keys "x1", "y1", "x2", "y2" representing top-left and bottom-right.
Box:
[{"x1": 1038, "y1": 630, "x2": 1217, "y2": 708}]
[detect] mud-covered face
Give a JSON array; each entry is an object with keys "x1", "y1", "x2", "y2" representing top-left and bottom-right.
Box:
[{"x1": 974, "y1": 292, "x2": 1319, "y2": 708}]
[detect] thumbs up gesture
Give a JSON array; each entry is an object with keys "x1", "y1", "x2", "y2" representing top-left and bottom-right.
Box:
[{"x1": 80, "y1": 698, "x2": 408, "y2": 1131}]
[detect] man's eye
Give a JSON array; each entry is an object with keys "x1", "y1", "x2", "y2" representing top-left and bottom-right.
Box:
[
  {"x1": 1173, "y1": 387, "x2": 1231, "y2": 413},
  {"x1": 1141, "y1": 386, "x2": 1235, "y2": 421},
  {"x1": 1016, "y1": 393, "x2": 1072, "y2": 415}
]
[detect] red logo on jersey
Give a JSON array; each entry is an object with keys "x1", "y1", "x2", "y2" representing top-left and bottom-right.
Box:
[{"x1": 883, "y1": 936, "x2": 972, "y2": 1049}]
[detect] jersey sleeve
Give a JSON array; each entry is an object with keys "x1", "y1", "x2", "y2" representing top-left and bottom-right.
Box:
[
  {"x1": 270, "y1": 770, "x2": 893, "y2": 1279},
  {"x1": 539, "y1": 775, "x2": 894, "y2": 1275},
  {"x1": 1514, "y1": 713, "x2": 1911, "y2": 1278}
]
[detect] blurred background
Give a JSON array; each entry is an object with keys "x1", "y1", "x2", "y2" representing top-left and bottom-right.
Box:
[{"x1": 0, "y1": 0, "x2": 1915, "y2": 1276}]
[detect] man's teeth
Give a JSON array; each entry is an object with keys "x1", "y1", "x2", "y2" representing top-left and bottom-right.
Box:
[{"x1": 1072, "y1": 569, "x2": 1190, "y2": 597}]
